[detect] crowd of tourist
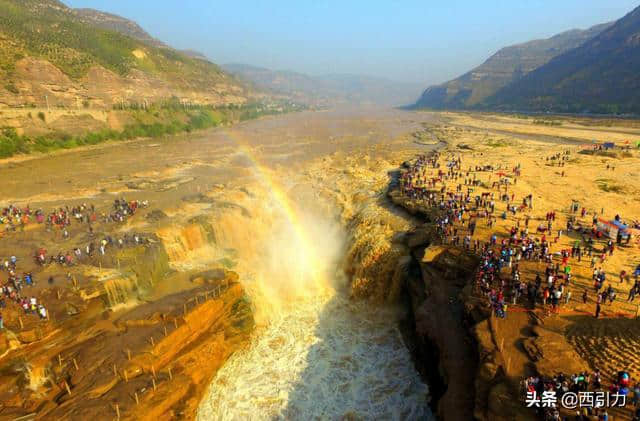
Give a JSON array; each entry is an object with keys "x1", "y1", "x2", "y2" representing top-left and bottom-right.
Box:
[
  {"x1": 0, "y1": 256, "x2": 47, "y2": 324},
  {"x1": 399, "y1": 151, "x2": 637, "y2": 319},
  {"x1": 1, "y1": 199, "x2": 148, "y2": 234},
  {"x1": 0, "y1": 198, "x2": 149, "y2": 331},
  {"x1": 34, "y1": 231, "x2": 151, "y2": 267},
  {"x1": 398, "y1": 150, "x2": 639, "y2": 419}
]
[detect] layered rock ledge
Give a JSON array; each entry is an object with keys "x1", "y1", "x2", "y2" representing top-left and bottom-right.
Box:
[{"x1": 0, "y1": 269, "x2": 253, "y2": 421}]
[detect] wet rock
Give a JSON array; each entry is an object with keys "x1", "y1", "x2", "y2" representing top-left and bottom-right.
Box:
[
  {"x1": 388, "y1": 255, "x2": 412, "y2": 301},
  {"x1": 190, "y1": 268, "x2": 238, "y2": 286},
  {"x1": 156, "y1": 176, "x2": 196, "y2": 192},
  {"x1": 239, "y1": 187, "x2": 254, "y2": 197},
  {"x1": 122, "y1": 319, "x2": 159, "y2": 328},
  {"x1": 216, "y1": 257, "x2": 237, "y2": 269},
  {"x1": 26, "y1": 284, "x2": 254, "y2": 420},
  {"x1": 213, "y1": 201, "x2": 251, "y2": 218},
  {"x1": 17, "y1": 328, "x2": 44, "y2": 344},
  {"x1": 406, "y1": 225, "x2": 437, "y2": 249},
  {"x1": 87, "y1": 376, "x2": 118, "y2": 399},
  {"x1": 0, "y1": 333, "x2": 11, "y2": 354}
]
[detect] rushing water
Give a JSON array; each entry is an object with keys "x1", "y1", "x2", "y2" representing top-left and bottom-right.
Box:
[
  {"x1": 192, "y1": 165, "x2": 432, "y2": 420},
  {"x1": 197, "y1": 287, "x2": 432, "y2": 420}
]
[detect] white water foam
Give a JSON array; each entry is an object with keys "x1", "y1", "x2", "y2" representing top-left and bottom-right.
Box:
[{"x1": 197, "y1": 289, "x2": 433, "y2": 420}]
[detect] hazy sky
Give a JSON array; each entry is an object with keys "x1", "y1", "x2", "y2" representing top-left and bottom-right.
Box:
[{"x1": 64, "y1": 0, "x2": 638, "y2": 85}]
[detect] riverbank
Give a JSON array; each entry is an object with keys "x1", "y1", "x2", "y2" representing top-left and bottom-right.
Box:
[
  {"x1": 386, "y1": 125, "x2": 640, "y2": 420},
  {"x1": 0, "y1": 100, "x2": 305, "y2": 159},
  {"x1": 388, "y1": 177, "x2": 517, "y2": 420}
]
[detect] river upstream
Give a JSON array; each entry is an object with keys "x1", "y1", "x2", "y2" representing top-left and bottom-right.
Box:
[{"x1": 0, "y1": 107, "x2": 440, "y2": 420}]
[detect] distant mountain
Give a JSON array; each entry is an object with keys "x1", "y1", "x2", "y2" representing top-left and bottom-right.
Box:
[
  {"x1": 413, "y1": 22, "x2": 611, "y2": 109},
  {"x1": 316, "y1": 74, "x2": 424, "y2": 106},
  {"x1": 0, "y1": 0, "x2": 249, "y2": 108},
  {"x1": 222, "y1": 64, "x2": 320, "y2": 101},
  {"x1": 223, "y1": 63, "x2": 422, "y2": 106},
  {"x1": 484, "y1": 5, "x2": 640, "y2": 114}
]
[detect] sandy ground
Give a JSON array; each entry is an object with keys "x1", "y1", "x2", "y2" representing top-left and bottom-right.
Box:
[
  {"x1": 397, "y1": 111, "x2": 640, "y2": 420},
  {"x1": 445, "y1": 112, "x2": 640, "y2": 144}
]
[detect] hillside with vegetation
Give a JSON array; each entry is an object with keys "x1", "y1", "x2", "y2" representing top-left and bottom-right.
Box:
[
  {"x1": 412, "y1": 22, "x2": 611, "y2": 109},
  {"x1": 484, "y1": 5, "x2": 640, "y2": 114},
  {"x1": 0, "y1": 99, "x2": 305, "y2": 158},
  {"x1": 0, "y1": 0, "x2": 251, "y2": 109},
  {"x1": 0, "y1": 0, "x2": 308, "y2": 160},
  {"x1": 72, "y1": 8, "x2": 209, "y2": 60},
  {"x1": 71, "y1": 7, "x2": 168, "y2": 49}
]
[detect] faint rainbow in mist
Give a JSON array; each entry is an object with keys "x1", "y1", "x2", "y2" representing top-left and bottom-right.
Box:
[{"x1": 219, "y1": 129, "x2": 324, "y2": 285}]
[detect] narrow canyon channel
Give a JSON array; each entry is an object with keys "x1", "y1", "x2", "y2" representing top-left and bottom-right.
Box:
[{"x1": 195, "y1": 179, "x2": 432, "y2": 420}]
